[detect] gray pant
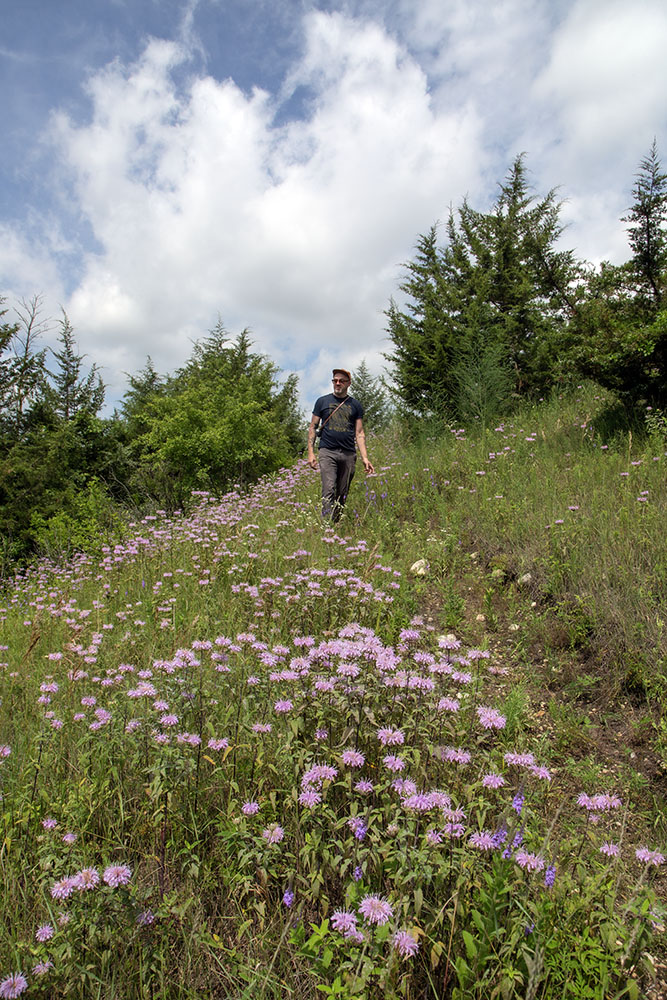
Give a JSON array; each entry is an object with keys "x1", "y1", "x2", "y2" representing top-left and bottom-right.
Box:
[{"x1": 318, "y1": 448, "x2": 356, "y2": 522}]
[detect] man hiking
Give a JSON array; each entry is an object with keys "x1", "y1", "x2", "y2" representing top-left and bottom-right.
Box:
[{"x1": 307, "y1": 368, "x2": 375, "y2": 522}]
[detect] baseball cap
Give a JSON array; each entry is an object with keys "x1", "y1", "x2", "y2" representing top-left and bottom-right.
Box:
[{"x1": 332, "y1": 368, "x2": 351, "y2": 381}]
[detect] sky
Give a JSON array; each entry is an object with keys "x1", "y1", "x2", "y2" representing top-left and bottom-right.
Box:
[{"x1": 1, "y1": 0, "x2": 666, "y2": 415}]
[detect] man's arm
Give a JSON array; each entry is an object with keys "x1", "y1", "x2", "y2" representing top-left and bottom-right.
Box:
[
  {"x1": 307, "y1": 413, "x2": 320, "y2": 469},
  {"x1": 355, "y1": 418, "x2": 374, "y2": 474}
]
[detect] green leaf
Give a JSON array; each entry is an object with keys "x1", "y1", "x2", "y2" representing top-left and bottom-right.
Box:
[{"x1": 462, "y1": 929, "x2": 478, "y2": 961}]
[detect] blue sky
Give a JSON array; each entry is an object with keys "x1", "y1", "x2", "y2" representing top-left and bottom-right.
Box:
[{"x1": 1, "y1": 0, "x2": 666, "y2": 413}]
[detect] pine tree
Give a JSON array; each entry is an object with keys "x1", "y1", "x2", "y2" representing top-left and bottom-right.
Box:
[
  {"x1": 351, "y1": 359, "x2": 391, "y2": 430},
  {"x1": 622, "y1": 138, "x2": 667, "y2": 308},
  {"x1": 385, "y1": 157, "x2": 577, "y2": 416},
  {"x1": 49, "y1": 311, "x2": 105, "y2": 421},
  {"x1": 572, "y1": 143, "x2": 667, "y2": 410},
  {"x1": 384, "y1": 225, "x2": 458, "y2": 414}
]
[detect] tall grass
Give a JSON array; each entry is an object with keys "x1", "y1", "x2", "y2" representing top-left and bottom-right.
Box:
[
  {"x1": 356, "y1": 384, "x2": 666, "y2": 701},
  {"x1": 0, "y1": 384, "x2": 665, "y2": 999}
]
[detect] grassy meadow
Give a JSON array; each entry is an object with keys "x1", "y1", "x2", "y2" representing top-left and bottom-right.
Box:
[{"x1": 0, "y1": 383, "x2": 665, "y2": 999}]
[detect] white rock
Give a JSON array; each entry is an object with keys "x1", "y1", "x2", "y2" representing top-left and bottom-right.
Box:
[{"x1": 410, "y1": 559, "x2": 428, "y2": 576}]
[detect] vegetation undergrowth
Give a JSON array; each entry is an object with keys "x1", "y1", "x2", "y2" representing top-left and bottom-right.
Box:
[{"x1": 0, "y1": 383, "x2": 665, "y2": 999}]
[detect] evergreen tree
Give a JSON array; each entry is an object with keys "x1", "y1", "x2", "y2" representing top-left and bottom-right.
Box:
[
  {"x1": 572, "y1": 143, "x2": 667, "y2": 410},
  {"x1": 49, "y1": 311, "x2": 105, "y2": 420},
  {"x1": 622, "y1": 138, "x2": 667, "y2": 308},
  {"x1": 132, "y1": 324, "x2": 303, "y2": 506},
  {"x1": 351, "y1": 359, "x2": 392, "y2": 430},
  {"x1": 384, "y1": 225, "x2": 457, "y2": 414},
  {"x1": 385, "y1": 157, "x2": 578, "y2": 417}
]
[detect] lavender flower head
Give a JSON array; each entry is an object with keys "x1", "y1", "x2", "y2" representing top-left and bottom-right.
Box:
[
  {"x1": 331, "y1": 910, "x2": 358, "y2": 936},
  {"x1": 0, "y1": 974, "x2": 28, "y2": 998},
  {"x1": 103, "y1": 864, "x2": 132, "y2": 887},
  {"x1": 635, "y1": 847, "x2": 665, "y2": 866},
  {"x1": 358, "y1": 894, "x2": 393, "y2": 925},
  {"x1": 392, "y1": 929, "x2": 420, "y2": 959},
  {"x1": 341, "y1": 749, "x2": 365, "y2": 768}
]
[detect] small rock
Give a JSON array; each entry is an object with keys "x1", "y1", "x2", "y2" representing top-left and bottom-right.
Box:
[
  {"x1": 410, "y1": 559, "x2": 428, "y2": 576},
  {"x1": 518, "y1": 572, "x2": 532, "y2": 585},
  {"x1": 508, "y1": 623, "x2": 520, "y2": 632}
]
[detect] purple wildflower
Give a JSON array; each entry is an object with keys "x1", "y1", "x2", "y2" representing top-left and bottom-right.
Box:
[
  {"x1": 392, "y1": 929, "x2": 420, "y2": 958},
  {"x1": 282, "y1": 889, "x2": 294, "y2": 908},
  {"x1": 477, "y1": 706, "x2": 507, "y2": 729},
  {"x1": 635, "y1": 847, "x2": 665, "y2": 866},
  {"x1": 32, "y1": 961, "x2": 54, "y2": 976},
  {"x1": 544, "y1": 864, "x2": 556, "y2": 888},
  {"x1": 298, "y1": 789, "x2": 322, "y2": 807},
  {"x1": 331, "y1": 910, "x2": 358, "y2": 936},
  {"x1": 600, "y1": 842, "x2": 620, "y2": 857},
  {"x1": 262, "y1": 824, "x2": 284, "y2": 844},
  {"x1": 403, "y1": 792, "x2": 435, "y2": 812},
  {"x1": 504, "y1": 752, "x2": 536, "y2": 768},
  {"x1": 442, "y1": 747, "x2": 471, "y2": 765},
  {"x1": 354, "y1": 779, "x2": 374, "y2": 794},
  {"x1": 358, "y1": 895, "x2": 393, "y2": 925},
  {"x1": 74, "y1": 867, "x2": 100, "y2": 890},
  {"x1": 301, "y1": 763, "x2": 338, "y2": 789},
  {"x1": 0, "y1": 974, "x2": 28, "y2": 998},
  {"x1": 377, "y1": 727, "x2": 404, "y2": 746},
  {"x1": 515, "y1": 850, "x2": 545, "y2": 872},
  {"x1": 341, "y1": 749, "x2": 365, "y2": 767},
  {"x1": 51, "y1": 876, "x2": 76, "y2": 900},
  {"x1": 437, "y1": 697, "x2": 460, "y2": 712},
  {"x1": 35, "y1": 924, "x2": 54, "y2": 942},
  {"x1": 469, "y1": 831, "x2": 495, "y2": 851},
  {"x1": 207, "y1": 738, "x2": 229, "y2": 750},
  {"x1": 103, "y1": 864, "x2": 132, "y2": 887},
  {"x1": 492, "y1": 826, "x2": 508, "y2": 849},
  {"x1": 242, "y1": 800, "x2": 259, "y2": 815},
  {"x1": 502, "y1": 830, "x2": 523, "y2": 859},
  {"x1": 482, "y1": 772, "x2": 505, "y2": 789}
]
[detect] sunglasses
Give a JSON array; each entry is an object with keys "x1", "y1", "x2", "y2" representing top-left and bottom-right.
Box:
[{"x1": 332, "y1": 378, "x2": 349, "y2": 383}]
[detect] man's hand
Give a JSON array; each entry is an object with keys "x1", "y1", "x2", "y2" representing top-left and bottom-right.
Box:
[
  {"x1": 363, "y1": 459, "x2": 375, "y2": 475},
  {"x1": 308, "y1": 455, "x2": 319, "y2": 470}
]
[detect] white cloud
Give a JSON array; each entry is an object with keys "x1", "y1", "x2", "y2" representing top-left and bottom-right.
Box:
[
  {"x1": 46, "y1": 13, "x2": 482, "y2": 409},
  {"x1": 2, "y1": 0, "x2": 666, "y2": 415},
  {"x1": 531, "y1": 0, "x2": 667, "y2": 184}
]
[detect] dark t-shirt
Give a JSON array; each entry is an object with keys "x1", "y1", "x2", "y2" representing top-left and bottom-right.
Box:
[{"x1": 313, "y1": 393, "x2": 364, "y2": 453}]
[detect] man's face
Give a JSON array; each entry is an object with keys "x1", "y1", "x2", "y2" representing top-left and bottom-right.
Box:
[{"x1": 332, "y1": 375, "x2": 350, "y2": 397}]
